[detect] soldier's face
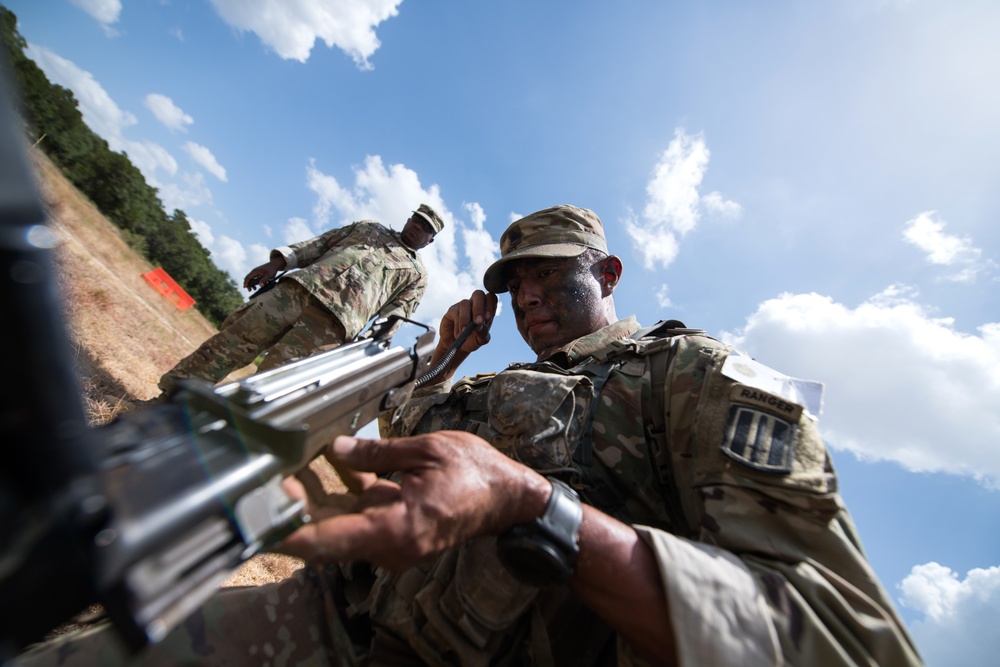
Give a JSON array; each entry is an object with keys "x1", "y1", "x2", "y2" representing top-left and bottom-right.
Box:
[
  {"x1": 505, "y1": 255, "x2": 606, "y2": 358},
  {"x1": 402, "y1": 217, "x2": 435, "y2": 249}
]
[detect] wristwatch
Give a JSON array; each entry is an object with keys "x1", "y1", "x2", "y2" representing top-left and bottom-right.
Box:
[{"x1": 496, "y1": 477, "x2": 583, "y2": 587}]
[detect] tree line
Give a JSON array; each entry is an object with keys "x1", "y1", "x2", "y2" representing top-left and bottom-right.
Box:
[{"x1": 1, "y1": 5, "x2": 243, "y2": 326}]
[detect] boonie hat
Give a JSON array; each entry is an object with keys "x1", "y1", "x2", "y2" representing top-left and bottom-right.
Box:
[
  {"x1": 483, "y1": 204, "x2": 608, "y2": 293},
  {"x1": 413, "y1": 204, "x2": 445, "y2": 233}
]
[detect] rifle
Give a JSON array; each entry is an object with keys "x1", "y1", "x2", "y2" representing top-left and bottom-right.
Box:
[
  {"x1": 0, "y1": 45, "x2": 435, "y2": 659},
  {"x1": 247, "y1": 271, "x2": 283, "y2": 298}
]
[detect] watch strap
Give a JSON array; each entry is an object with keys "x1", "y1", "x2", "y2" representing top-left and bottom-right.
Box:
[{"x1": 496, "y1": 477, "x2": 583, "y2": 586}]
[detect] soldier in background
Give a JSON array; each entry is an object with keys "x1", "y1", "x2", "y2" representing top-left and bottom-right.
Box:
[
  {"x1": 17, "y1": 205, "x2": 923, "y2": 666},
  {"x1": 143, "y1": 204, "x2": 443, "y2": 402}
]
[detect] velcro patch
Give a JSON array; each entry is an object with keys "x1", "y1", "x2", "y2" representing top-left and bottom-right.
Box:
[
  {"x1": 730, "y1": 385, "x2": 803, "y2": 422},
  {"x1": 720, "y1": 405, "x2": 796, "y2": 474}
]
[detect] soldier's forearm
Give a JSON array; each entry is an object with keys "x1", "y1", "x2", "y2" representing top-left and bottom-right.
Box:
[{"x1": 571, "y1": 509, "x2": 677, "y2": 667}]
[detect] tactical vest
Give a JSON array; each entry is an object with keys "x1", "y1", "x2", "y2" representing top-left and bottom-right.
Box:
[{"x1": 360, "y1": 321, "x2": 707, "y2": 666}]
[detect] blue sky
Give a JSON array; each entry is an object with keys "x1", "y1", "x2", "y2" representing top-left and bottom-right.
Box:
[{"x1": 6, "y1": 1, "x2": 999, "y2": 664}]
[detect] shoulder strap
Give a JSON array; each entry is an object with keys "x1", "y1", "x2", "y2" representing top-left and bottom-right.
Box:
[
  {"x1": 631, "y1": 321, "x2": 702, "y2": 538},
  {"x1": 645, "y1": 343, "x2": 697, "y2": 538}
]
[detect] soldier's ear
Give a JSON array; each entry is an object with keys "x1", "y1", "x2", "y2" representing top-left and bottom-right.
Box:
[{"x1": 600, "y1": 255, "x2": 622, "y2": 295}]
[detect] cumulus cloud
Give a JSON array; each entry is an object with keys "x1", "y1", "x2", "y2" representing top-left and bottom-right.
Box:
[
  {"x1": 282, "y1": 217, "x2": 315, "y2": 245},
  {"x1": 461, "y1": 202, "x2": 500, "y2": 278},
  {"x1": 721, "y1": 285, "x2": 1000, "y2": 488},
  {"x1": 624, "y1": 128, "x2": 742, "y2": 270},
  {"x1": 215, "y1": 236, "x2": 249, "y2": 279},
  {"x1": 302, "y1": 156, "x2": 499, "y2": 326},
  {"x1": 70, "y1": 0, "x2": 121, "y2": 30},
  {"x1": 25, "y1": 45, "x2": 187, "y2": 185},
  {"x1": 183, "y1": 142, "x2": 228, "y2": 182},
  {"x1": 145, "y1": 94, "x2": 194, "y2": 132},
  {"x1": 903, "y1": 211, "x2": 995, "y2": 283},
  {"x1": 899, "y1": 562, "x2": 1000, "y2": 666},
  {"x1": 189, "y1": 218, "x2": 269, "y2": 285},
  {"x1": 188, "y1": 218, "x2": 215, "y2": 247},
  {"x1": 207, "y1": 0, "x2": 403, "y2": 68},
  {"x1": 157, "y1": 172, "x2": 214, "y2": 213},
  {"x1": 126, "y1": 141, "x2": 178, "y2": 178}
]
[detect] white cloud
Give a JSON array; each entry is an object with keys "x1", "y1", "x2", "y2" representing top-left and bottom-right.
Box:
[
  {"x1": 183, "y1": 142, "x2": 228, "y2": 182},
  {"x1": 625, "y1": 128, "x2": 741, "y2": 270},
  {"x1": 899, "y1": 562, "x2": 1000, "y2": 666},
  {"x1": 189, "y1": 219, "x2": 269, "y2": 285},
  {"x1": 157, "y1": 171, "x2": 214, "y2": 212},
  {"x1": 306, "y1": 162, "x2": 356, "y2": 227},
  {"x1": 643, "y1": 129, "x2": 708, "y2": 236},
  {"x1": 702, "y1": 191, "x2": 743, "y2": 218},
  {"x1": 721, "y1": 286, "x2": 1000, "y2": 488},
  {"x1": 248, "y1": 243, "x2": 270, "y2": 267},
  {"x1": 26, "y1": 44, "x2": 136, "y2": 142},
  {"x1": 207, "y1": 0, "x2": 403, "y2": 68},
  {"x1": 189, "y1": 218, "x2": 215, "y2": 246},
  {"x1": 144, "y1": 93, "x2": 194, "y2": 132},
  {"x1": 125, "y1": 140, "x2": 179, "y2": 177},
  {"x1": 215, "y1": 235, "x2": 249, "y2": 280},
  {"x1": 25, "y1": 45, "x2": 184, "y2": 184},
  {"x1": 70, "y1": 0, "x2": 121, "y2": 29},
  {"x1": 903, "y1": 211, "x2": 994, "y2": 283},
  {"x1": 302, "y1": 157, "x2": 499, "y2": 327},
  {"x1": 656, "y1": 284, "x2": 672, "y2": 309},
  {"x1": 283, "y1": 217, "x2": 315, "y2": 245},
  {"x1": 461, "y1": 202, "x2": 501, "y2": 282}
]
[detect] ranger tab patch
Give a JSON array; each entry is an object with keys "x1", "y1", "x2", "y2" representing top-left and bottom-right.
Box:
[
  {"x1": 720, "y1": 404, "x2": 796, "y2": 474},
  {"x1": 730, "y1": 385, "x2": 803, "y2": 422}
]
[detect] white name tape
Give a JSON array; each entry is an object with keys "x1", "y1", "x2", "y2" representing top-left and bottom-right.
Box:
[{"x1": 721, "y1": 353, "x2": 824, "y2": 420}]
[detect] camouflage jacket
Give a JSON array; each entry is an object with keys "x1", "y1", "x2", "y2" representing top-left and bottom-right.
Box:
[
  {"x1": 372, "y1": 317, "x2": 923, "y2": 667},
  {"x1": 272, "y1": 221, "x2": 426, "y2": 339}
]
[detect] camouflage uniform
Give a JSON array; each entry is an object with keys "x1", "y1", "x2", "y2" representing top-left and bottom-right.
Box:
[
  {"x1": 16, "y1": 318, "x2": 923, "y2": 666},
  {"x1": 361, "y1": 316, "x2": 924, "y2": 666},
  {"x1": 159, "y1": 221, "x2": 427, "y2": 393}
]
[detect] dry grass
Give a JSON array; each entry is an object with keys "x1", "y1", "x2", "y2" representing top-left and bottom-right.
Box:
[{"x1": 30, "y1": 150, "x2": 343, "y2": 599}]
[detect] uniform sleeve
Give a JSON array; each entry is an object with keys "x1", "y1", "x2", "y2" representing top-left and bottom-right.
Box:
[
  {"x1": 271, "y1": 223, "x2": 358, "y2": 270},
  {"x1": 638, "y1": 336, "x2": 924, "y2": 667},
  {"x1": 372, "y1": 268, "x2": 426, "y2": 335}
]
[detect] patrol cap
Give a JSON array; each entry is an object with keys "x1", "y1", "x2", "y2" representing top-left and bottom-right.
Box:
[
  {"x1": 483, "y1": 204, "x2": 608, "y2": 293},
  {"x1": 413, "y1": 204, "x2": 445, "y2": 233}
]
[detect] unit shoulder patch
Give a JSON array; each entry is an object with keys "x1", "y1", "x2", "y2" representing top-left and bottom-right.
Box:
[{"x1": 720, "y1": 404, "x2": 797, "y2": 474}]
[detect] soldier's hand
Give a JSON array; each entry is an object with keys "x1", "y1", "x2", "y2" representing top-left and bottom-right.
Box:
[
  {"x1": 243, "y1": 257, "x2": 286, "y2": 291},
  {"x1": 440, "y1": 290, "x2": 498, "y2": 354},
  {"x1": 279, "y1": 432, "x2": 550, "y2": 571}
]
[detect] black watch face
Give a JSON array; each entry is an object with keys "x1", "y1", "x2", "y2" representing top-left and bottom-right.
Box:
[{"x1": 497, "y1": 532, "x2": 573, "y2": 587}]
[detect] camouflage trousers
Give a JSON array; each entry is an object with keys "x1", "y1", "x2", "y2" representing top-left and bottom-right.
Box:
[
  {"x1": 12, "y1": 566, "x2": 368, "y2": 667},
  {"x1": 159, "y1": 280, "x2": 347, "y2": 394}
]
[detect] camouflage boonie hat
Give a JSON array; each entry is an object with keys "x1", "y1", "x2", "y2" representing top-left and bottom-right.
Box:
[
  {"x1": 413, "y1": 204, "x2": 445, "y2": 233},
  {"x1": 483, "y1": 204, "x2": 608, "y2": 293}
]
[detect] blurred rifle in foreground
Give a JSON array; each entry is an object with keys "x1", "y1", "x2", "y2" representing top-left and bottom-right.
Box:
[{"x1": 0, "y1": 45, "x2": 435, "y2": 660}]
